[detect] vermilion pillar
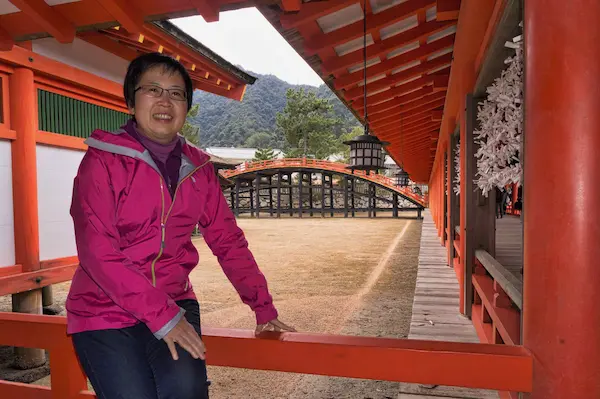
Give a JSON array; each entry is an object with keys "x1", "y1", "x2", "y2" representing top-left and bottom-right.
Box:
[
  {"x1": 524, "y1": 2, "x2": 600, "y2": 398},
  {"x1": 10, "y1": 68, "x2": 45, "y2": 368}
]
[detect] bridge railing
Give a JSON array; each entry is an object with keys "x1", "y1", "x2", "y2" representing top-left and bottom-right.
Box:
[
  {"x1": 220, "y1": 158, "x2": 425, "y2": 206},
  {"x1": 0, "y1": 312, "x2": 533, "y2": 398}
]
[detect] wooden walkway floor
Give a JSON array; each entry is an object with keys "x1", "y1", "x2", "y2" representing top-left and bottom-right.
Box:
[
  {"x1": 495, "y1": 216, "x2": 523, "y2": 283},
  {"x1": 399, "y1": 210, "x2": 498, "y2": 399}
]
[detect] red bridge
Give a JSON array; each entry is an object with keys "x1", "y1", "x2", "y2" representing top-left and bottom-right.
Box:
[{"x1": 221, "y1": 158, "x2": 427, "y2": 208}]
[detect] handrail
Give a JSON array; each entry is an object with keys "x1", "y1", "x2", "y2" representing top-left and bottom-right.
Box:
[
  {"x1": 0, "y1": 312, "x2": 533, "y2": 396},
  {"x1": 475, "y1": 249, "x2": 523, "y2": 310},
  {"x1": 220, "y1": 158, "x2": 426, "y2": 206}
]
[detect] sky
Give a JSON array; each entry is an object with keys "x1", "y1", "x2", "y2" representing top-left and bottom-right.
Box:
[{"x1": 170, "y1": 8, "x2": 325, "y2": 87}]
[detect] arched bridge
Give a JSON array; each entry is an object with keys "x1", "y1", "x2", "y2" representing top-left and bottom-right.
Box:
[{"x1": 219, "y1": 158, "x2": 426, "y2": 218}]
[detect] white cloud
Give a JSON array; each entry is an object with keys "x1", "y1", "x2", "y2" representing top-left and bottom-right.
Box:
[{"x1": 170, "y1": 8, "x2": 324, "y2": 87}]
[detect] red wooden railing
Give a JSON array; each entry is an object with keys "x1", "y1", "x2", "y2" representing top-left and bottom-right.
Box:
[
  {"x1": 450, "y1": 226, "x2": 522, "y2": 399},
  {"x1": 0, "y1": 312, "x2": 533, "y2": 398},
  {"x1": 220, "y1": 158, "x2": 426, "y2": 207}
]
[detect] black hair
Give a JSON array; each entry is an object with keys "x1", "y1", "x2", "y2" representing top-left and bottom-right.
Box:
[{"x1": 123, "y1": 52, "x2": 194, "y2": 111}]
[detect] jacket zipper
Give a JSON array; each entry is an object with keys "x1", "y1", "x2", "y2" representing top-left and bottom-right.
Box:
[
  {"x1": 150, "y1": 163, "x2": 207, "y2": 287},
  {"x1": 150, "y1": 178, "x2": 167, "y2": 286}
]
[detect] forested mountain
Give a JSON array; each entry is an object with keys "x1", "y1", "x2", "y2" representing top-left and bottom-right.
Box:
[{"x1": 189, "y1": 71, "x2": 359, "y2": 148}]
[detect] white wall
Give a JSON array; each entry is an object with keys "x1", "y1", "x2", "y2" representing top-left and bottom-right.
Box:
[
  {"x1": 0, "y1": 140, "x2": 14, "y2": 267},
  {"x1": 37, "y1": 145, "x2": 84, "y2": 261},
  {"x1": 32, "y1": 38, "x2": 129, "y2": 84}
]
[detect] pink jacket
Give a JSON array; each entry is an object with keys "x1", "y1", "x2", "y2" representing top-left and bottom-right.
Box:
[{"x1": 66, "y1": 128, "x2": 278, "y2": 339}]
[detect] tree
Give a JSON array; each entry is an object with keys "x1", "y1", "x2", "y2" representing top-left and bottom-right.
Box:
[
  {"x1": 253, "y1": 147, "x2": 276, "y2": 161},
  {"x1": 244, "y1": 132, "x2": 272, "y2": 148},
  {"x1": 276, "y1": 88, "x2": 342, "y2": 159},
  {"x1": 338, "y1": 126, "x2": 363, "y2": 163},
  {"x1": 181, "y1": 104, "x2": 200, "y2": 146}
]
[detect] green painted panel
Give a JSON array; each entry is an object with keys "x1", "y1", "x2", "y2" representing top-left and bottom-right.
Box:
[{"x1": 37, "y1": 89, "x2": 128, "y2": 138}]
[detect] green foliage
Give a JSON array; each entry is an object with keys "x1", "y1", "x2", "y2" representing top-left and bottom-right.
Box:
[
  {"x1": 181, "y1": 104, "x2": 200, "y2": 145},
  {"x1": 276, "y1": 88, "x2": 344, "y2": 159},
  {"x1": 244, "y1": 132, "x2": 272, "y2": 148},
  {"x1": 253, "y1": 147, "x2": 276, "y2": 161},
  {"x1": 190, "y1": 72, "x2": 358, "y2": 148},
  {"x1": 338, "y1": 126, "x2": 364, "y2": 163}
]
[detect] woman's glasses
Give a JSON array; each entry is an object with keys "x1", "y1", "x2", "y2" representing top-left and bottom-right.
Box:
[{"x1": 135, "y1": 85, "x2": 187, "y2": 101}]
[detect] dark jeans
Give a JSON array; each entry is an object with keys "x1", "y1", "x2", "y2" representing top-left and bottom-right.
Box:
[{"x1": 72, "y1": 299, "x2": 209, "y2": 399}]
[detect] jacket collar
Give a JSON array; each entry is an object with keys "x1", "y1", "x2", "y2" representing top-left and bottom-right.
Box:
[{"x1": 84, "y1": 123, "x2": 211, "y2": 181}]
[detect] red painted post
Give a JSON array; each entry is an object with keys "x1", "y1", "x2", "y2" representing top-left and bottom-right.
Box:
[
  {"x1": 447, "y1": 141, "x2": 453, "y2": 264},
  {"x1": 10, "y1": 68, "x2": 45, "y2": 368},
  {"x1": 458, "y1": 110, "x2": 467, "y2": 314},
  {"x1": 524, "y1": 1, "x2": 600, "y2": 397}
]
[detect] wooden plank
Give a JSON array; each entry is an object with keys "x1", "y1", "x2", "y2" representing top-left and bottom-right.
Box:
[
  {"x1": 0, "y1": 264, "x2": 77, "y2": 296},
  {"x1": 476, "y1": 249, "x2": 522, "y2": 309},
  {"x1": 495, "y1": 216, "x2": 523, "y2": 282},
  {"x1": 400, "y1": 209, "x2": 500, "y2": 398},
  {"x1": 0, "y1": 312, "x2": 533, "y2": 393}
]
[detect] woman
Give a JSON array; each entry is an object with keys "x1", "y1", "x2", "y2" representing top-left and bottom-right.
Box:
[{"x1": 66, "y1": 53, "x2": 294, "y2": 399}]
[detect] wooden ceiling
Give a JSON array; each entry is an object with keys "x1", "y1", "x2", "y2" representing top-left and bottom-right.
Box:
[
  {"x1": 0, "y1": 0, "x2": 461, "y2": 181},
  {"x1": 0, "y1": 0, "x2": 257, "y2": 100},
  {"x1": 259, "y1": 0, "x2": 460, "y2": 182}
]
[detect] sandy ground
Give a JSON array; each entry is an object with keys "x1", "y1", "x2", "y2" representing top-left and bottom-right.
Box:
[{"x1": 1, "y1": 216, "x2": 422, "y2": 398}]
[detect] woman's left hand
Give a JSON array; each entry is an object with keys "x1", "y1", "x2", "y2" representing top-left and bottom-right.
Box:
[{"x1": 255, "y1": 318, "x2": 296, "y2": 335}]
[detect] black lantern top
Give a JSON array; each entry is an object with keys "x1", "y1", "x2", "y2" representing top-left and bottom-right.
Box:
[{"x1": 395, "y1": 168, "x2": 410, "y2": 187}]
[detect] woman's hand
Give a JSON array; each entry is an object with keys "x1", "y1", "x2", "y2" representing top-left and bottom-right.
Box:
[
  {"x1": 255, "y1": 318, "x2": 297, "y2": 335},
  {"x1": 163, "y1": 318, "x2": 206, "y2": 361}
]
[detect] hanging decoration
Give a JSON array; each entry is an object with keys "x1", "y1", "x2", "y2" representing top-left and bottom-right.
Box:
[
  {"x1": 395, "y1": 168, "x2": 410, "y2": 187},
  {"x1": 474, "y1": 28, "x2": 523, "y2": 196},
  {"x1": 344, "y1": 0, "x2": 389, "y2": 174},
  {"x1": 453, "y1": 141, "x2": 460, "y2": 195}
]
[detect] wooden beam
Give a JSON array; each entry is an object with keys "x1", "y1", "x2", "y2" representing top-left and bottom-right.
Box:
[
  {"x1": 432, "y1": 74, "x2": 450, "y2": 91},
  {"x1": 99, "y1": 29, "x2": 165, "y2": 54},
  {"x1": 405, "y1": 114, "x2": 437, "y2": 130},
  {"x1": 352, "y1": 75, "x2": 434, "y2": 110},
  {"x1": 304, "y1": 0, "x2": 436, "y2": 56},
  {"x1": 0, "y1": 46, "x2": 123, "y2": 99},
  {"x1": 358, "y1": 86, "x2": 433, "y2": 117},
  {"x1": 0, "y1": 264, "x2": 77, "y2": 297},
  {"x1": 344, "y1": 53, "x2": 453, "y2": 100},
  {"x1": 371, "y1": 92, "x2": 447, "y2": 122},
  {"x1": 0, "y1": 313, "x2": 533, "y2": 392},
  {"x1": 336, "y1": 34, "x2": 455, "y2": 90},
  {"x1": 432, "y1": 110, "x2": 443, "y2": 121},
  {"x1": 0, "y1": 265, "x2": 22, "y2": 278},
  {"x1": 0, "y1": 26, "x2": 14, "y2": 51},
  {"x1": 280, "y1": 0, "x2": 358, "y2": 29},
  {"x1": 383, "y1": 122, "x2": 441, "y2": 138},
  {"x1": 8, "y1": 0, "x2": 75, "y2": 44},
  {"x1": 79, "y1": 33, "x2": 140, "y2": 61},
  {"x1": 437, "y1": 0, "x2": 461, "y2": 21},
  {"x1": 94, "y1": 0, "x2": 145, "y2": 33},
  {"x1": 375, "y1": 113, "x2": 436, "y2": 137},
  {"x1": 387, "y1": 132, "x2": 439, "y2": 146},
  {"x1": 194, "y1": 80, "x2": 247, "y2": 101},
  {"x1": 281, "y1": 0, "x2": 302, "y2": 12},
  {"x1": 381, "y1": 114, "x2": 433, "y2": 134},
  {"x1": 396, "y1": 91, "x2": 447, "y2": 114},
  {"x1": 191, "y1": 0, "x2": 220, "y2": 22},
  {"x1": 430, "y1": 0, "x2": 495, "y2": 183},
  {"x1": 321, "y1": 19, "x2": 455, "y2": 76},
  {"x1": 403, "y1": 123, "x2": 442, "y2": 137},
  {"x1": 141, "y1": 25, "x2": 240, "y2": 87},
  {"x1": 372, "y1": 99, "x2": 445, "y2": 132}
]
